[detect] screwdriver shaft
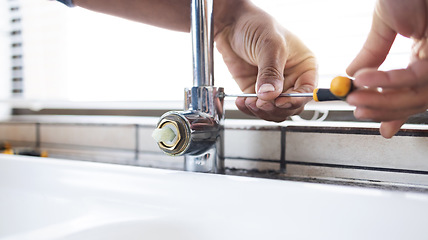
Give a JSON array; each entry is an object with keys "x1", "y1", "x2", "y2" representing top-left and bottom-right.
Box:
[
  {"x1": 221, "y1": 76, "x2": 353, "y2": 102},
  {"x1": 224, "y1": 92, "x2": 313, "y2": 98}
]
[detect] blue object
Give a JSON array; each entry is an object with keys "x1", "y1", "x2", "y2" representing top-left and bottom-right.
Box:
[{"x1": 56, "y1": 0, "x2": 74, "y2": 7}]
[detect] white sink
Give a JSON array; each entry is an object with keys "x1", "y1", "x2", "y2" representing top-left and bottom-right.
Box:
[{"x1": 1, "y1": 154, "x2": 428, "y2": 240}]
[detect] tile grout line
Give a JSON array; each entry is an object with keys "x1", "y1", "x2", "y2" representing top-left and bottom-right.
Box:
[
  {"x1": 36, "y1": 123, "x2": 40, "y2": 149},
  {"x1": 286, "y1": 160, "x2": 428, "y2": 175},
  {"x1": 285, "y1": 126, "x2": 428, "y2": 137},
  {"x1": 225, "y1": 156, "x2": 280, "y2": 163},
  {"x1": 280, "y1": 127, "x2": 286, "y2": 173},
  {"x1": 135, "y1": 124, "x2": 139, "y2": 161}
]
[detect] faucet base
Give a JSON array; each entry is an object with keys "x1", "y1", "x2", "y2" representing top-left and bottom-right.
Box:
[{"x1": 184, "y1": 136, "x2": 224, "y2": 174}]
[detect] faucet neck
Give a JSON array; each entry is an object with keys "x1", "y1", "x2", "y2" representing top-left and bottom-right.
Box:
[{"x1": 191, "y1": 0, "x2": 214, "y2": 87}]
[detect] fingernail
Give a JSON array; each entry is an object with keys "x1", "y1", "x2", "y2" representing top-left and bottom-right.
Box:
[
  {"x1": 245, "y1": 98, "x2": 258, "y2": 111},
  {"x1": 346, "y1": 94, "x2": 356, "y2": 105},
  {"x1": 257, "y1": 100, "x2": 275, "y2": 111},
  {"x1": 248, "y1": 103, "x2": 258, "y2": 111},
  {"x1": 353, "y1": 108, "x2": 362, "y2": 119},
  {"x1": 258, "y1": 84, "x2": 275, "y2": 94}
]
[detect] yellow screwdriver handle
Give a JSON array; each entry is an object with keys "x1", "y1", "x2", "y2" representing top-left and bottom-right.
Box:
[
  {"x1": 312, "y1": 88, "x2": 340, "y2": 102},
  {"x1": 329, "y1": 76, "x2": 354, "y2": 99},
  {"x1": 312, "y1": 76, "x2": 354, "y2": 102}
]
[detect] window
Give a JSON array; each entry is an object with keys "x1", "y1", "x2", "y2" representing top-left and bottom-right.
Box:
[
  {"x1": 9, "y1": 0, "x2": 413, "y2": 104},
  {"x1": 0, "y1": 0, "x2": 11, "y2": 104}
]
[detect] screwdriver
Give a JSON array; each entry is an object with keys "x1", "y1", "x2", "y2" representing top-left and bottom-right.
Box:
[
  {"x1": 313, "y1": 76, "x2": 355, "y2": 101},
  {"x1": 222, "y1": 76, "x2": 354, "y2": 102}
]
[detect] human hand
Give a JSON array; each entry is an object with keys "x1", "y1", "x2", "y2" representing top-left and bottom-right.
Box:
[
  {"x1": 346, "y1": 0, "x2": 428, "y2": 138},
  {"x1": 214, "y1": 1, "x2": 317, "y2": 122}
]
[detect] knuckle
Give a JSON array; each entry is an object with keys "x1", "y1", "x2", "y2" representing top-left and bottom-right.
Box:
[{"x1": 258, "y1": 66, "x2": 282, "y2": 80}]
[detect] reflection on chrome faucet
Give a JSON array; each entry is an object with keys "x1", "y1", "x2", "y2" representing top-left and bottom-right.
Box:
[
  {"x1": 153, "y1": 87, "x2": 224, "y2": 173},
  {"x1": 153, "y1": 0, "x2": 224, "y2": 173}
]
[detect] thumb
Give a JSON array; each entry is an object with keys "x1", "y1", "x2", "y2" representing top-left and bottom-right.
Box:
[
  {"x1": 379, "y1": 119, "x2": 407, "y2": 139},
  {"x1": 256, "y1": 42, "x2": 287, "y2": 101},
  {"x1": 346, "y1": 13, "x2": 397, "y2": 76}
]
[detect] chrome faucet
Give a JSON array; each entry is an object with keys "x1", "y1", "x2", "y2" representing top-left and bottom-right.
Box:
[{"x1": 153, "y1": 0, "x2": 225, "y2": 173}]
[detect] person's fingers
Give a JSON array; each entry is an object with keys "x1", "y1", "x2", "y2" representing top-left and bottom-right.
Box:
[
  {"x1": 235, "y1": 97, "x2": 255, "y2": 117},
  {"x1": 412, "y1": 37, "x2": 428, "y2": 61},
  {"x1": 243, "y1": 97, "x2": 266, "y2": 120},
  {"x1": 352, "y1": 60, "x2": 428, "y2": 88},
  {"x1": 353, "y1": 104, "x2": 425, "y2": 122},
  {"x1": 347, "y1": 87, "x2": 428, "y2": 112},
  {"x1": 255, "y1": 36, "x2": 288, "y2": 101},
  {"x1": 242, "y1": 94, "x2": 304, "y2": 122},
  {"x1": 255, "y1": 99, "x2": 276, "y2": 111},
  {"x1": 346, "y1": 13, "x2": 397, "y2": 76},
  {"x1": 256, "y1": 68, "x2": 316, "y2": 111},
  {"x1": 275, "y1": 66, "x2": 317, "y2": 109},
  {"x1": 379, "y1": 119, "x2": 407, "y2": 139},
  {"x1": 249, "y1": 106, "x2": 303, "y2": 122},
  {"x1": 238, "y1": 66, "x2": 315, "y2": 121}
]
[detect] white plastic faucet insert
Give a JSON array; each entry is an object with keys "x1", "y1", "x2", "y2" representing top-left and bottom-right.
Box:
[{"x1": 152, "y1": 125, "x2": 177, "y2": 146}]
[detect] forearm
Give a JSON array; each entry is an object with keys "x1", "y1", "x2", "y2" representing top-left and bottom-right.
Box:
[
  {"x1": 72, "y1": 0, "x2": 249, "y2": 33},
  {"x1": 73, "y1": 0, "x2": 191, "y2": 31}
]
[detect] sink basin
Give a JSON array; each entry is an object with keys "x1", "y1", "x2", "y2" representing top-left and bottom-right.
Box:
[{"x1": 1, "y1": 154, "x2": 428, "y2": 240}]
